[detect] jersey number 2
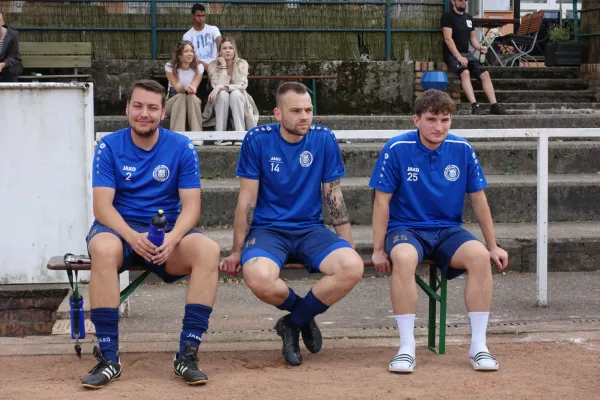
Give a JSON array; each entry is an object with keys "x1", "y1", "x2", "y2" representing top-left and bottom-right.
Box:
[
  {"x1": 271, "y1": 163, "x2": 280, "y2": 172},
  {"x1": 125, "y1": 172, "x2": 132, "y2": 181}
]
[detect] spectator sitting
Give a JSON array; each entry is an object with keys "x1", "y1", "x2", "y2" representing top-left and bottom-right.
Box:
[
  {"x1": 0, "y1": 12, "x2": 23, "y2": 82},
  {"x1": 202, "y1": 38, "x2": 259, "y2": 146},
  {"x1": 441, "y1": 0, "x2": 506, "y2": 115},
  {"x1": 164, "y1": 41, "x2": 204, "y2": 139},
  {"x1": 183, "y1": 4, "x2": 222, "y2": 73}
]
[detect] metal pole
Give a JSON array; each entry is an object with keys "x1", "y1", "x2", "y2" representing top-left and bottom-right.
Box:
[
  {"x1": 151, "y1": 0, "x2": 158, "y2": 59},
  {"x1": 573, "y1": 0, "x2": 579, "y2": 41},
  {"x1": 513, "y1": 0, "x2": 520, "y2": 33},
  {"x1": 385, "y1": 0, "x2": 392, "y2": 60},
  {"x1": 536, "y1": 134, "x2": 548, "y2": 307}
]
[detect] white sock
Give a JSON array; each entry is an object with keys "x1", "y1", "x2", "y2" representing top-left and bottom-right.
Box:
[
  {"x1": 395, "y1": 314, "x2": 416, "y2": 357},
  {"x1": 469, "y1": 311, "x2": 490, "y2": 357}
]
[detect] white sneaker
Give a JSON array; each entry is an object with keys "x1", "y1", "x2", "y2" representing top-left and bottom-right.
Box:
[
  {"x1": 469, "y1": 351, "x2": 499, "y2": 371},
  {"x1": 192, "y1": 140, "x2": 203, "y2": 146},
  {"x1": 388, "y1": 353, "x2": 415, "y2": 373},
  {"x1": 214, "y1": 140, "x2": 233, "y2": 146}
]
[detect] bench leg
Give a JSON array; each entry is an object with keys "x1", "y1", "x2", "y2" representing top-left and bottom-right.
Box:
[
  {"x1": 119, "y1": 271, "x2": 151, "y2": 305},
  {"x1": 439, "y1": 272, "x2": 447, "y2": 355},
  {"x1": 415, "y1": 264, "x2": 447, "y2": 355}
]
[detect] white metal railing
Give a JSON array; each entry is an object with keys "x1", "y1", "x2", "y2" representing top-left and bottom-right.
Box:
[{"x1": 97, "y1": 127, "x2": 600, "y2": 306}]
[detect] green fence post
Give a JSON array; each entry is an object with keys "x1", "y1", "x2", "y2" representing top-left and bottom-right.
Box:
[
  {"x1": 385, "y1": 0, "x2": 392, "y2": 60},
  {"x1": 311, "y1": 78, "x2": 318, "y2": 116},
  {"x1": 151, "y1": 0, "x2": 158, "y2": 59}
]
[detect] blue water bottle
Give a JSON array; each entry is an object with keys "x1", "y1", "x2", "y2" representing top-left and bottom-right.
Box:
[
  {"x1": 69, "y1": 295, "x2": 86, "y2": 340},
  {"x1": 148, "y1": 209, "x2": 168, "y2": 248}
]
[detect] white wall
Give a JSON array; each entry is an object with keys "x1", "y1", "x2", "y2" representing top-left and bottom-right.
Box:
[{"x1": 0, "y1": 83, "x2": 94, "y2": 284}]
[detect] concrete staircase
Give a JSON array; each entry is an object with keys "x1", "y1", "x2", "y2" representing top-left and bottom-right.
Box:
[
  {"x1": 456, "y1": 67, "x2": 600, "y2": 115},
  {"x1": 181, "y1": 138, "x2": 600, "y2": 275},
  {"x1": 92, "y1": 109, "x2": 600, "y2": 280}
]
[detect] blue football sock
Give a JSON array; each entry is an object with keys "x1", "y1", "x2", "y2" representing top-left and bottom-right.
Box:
[
  {"x1": 290, "y1": 290, "x2": 329, "y2": 327},
  {"x1": 180, "y1": 304, "x2": 212, "y2": 356},
  {"x1": 276, "y1": 288, "x2": 303, "y2": 312},
  {"x1": 90, "y1": 307, "x2": 120, "y2": 362}
]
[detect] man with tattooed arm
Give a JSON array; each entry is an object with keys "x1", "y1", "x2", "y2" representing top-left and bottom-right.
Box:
[{"x1": 220, "y1": 82, "x2": 364, "y2": 366}]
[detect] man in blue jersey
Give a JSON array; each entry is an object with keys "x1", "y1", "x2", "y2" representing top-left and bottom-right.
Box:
[
  {"x1": 219, "y1": 82, "x2": 364, "y2": 366},
  {"x1": 370, "y1": 89, "x2": 508, "y2": 373},
  {"x1": 82, "y1": 80, "x2": 220, "y2": 389}
]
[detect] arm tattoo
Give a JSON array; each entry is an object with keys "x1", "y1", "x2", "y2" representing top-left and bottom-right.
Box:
[
  {"x1": 245, "y1": 203, "x2": 255, "y2": 238},
  {"x1": 324, "y1": 179, "x2": 350, "y2": 227}
]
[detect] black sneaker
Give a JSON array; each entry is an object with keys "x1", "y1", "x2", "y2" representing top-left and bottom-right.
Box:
[
  {"x1": 173, "y1": 342, "x2": 208, "y2": 385},
  {"x1": 82, "y1": 346, "x2": 122, "y2": 389},
  {"x1": 471, "y1": 103, "x2": 482, "y2": 115},
  {"x1": 301, "y1": 318, "x2": 322, "y2": 354},
  {"x1": 274, "y1": 314, "x2": 302, "y2": 366},
  {"x1": 490, "y1": 103, "x2": 507, "y2": 115}
]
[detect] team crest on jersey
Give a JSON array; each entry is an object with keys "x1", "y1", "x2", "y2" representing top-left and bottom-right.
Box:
[
  {"x1": 299, "y1": 151, "x2": 313, "y2": 167},
  {"x1": 153, "y1": 165, "x2": 170, "y2": 182},
  {"x1": 444, "y1": 165, "x2": 460, "y2": 182}
]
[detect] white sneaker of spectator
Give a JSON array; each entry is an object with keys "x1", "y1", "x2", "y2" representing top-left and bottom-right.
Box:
[
  {"x1": 192, "y1": 140, "x2": 203, "y2": 146},
  {"x1": 214, "y1": 140, "x2": 233, "y2": 146}
]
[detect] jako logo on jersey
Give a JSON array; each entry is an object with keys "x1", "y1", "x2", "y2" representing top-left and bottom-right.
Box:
[
  {"x1": 187, "y1": 333, "x2": 202, "y2": 341},
  {"x1": 98, "y1": 337, "x2": 111, "y2": 343},
  {"x1": 153, "y1": 165, "x2": 170, "y2": 182},
  {"x1": 270, "y1": 156, "x2": 282, "y2": 162},
  {"x1": 299, "y1": 151, "x2": 313, "y2": 167},
  {"x1": 444, "y1": 165, "x2": 460, "y2": 182},
  {"x1": 123, "y1": 166, "x2": 136, "y2": 172}
]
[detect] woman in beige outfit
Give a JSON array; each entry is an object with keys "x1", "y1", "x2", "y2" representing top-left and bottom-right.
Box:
[
  {"x1": 165, "y1": 41, "x2": 204, "y2": 135},
  {"x1": 202, "y1": 38, "x2": 258, "y2": 145}
]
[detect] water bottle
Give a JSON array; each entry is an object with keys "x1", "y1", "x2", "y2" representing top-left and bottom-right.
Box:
[
  {"x1": 69, "y1": 296, "x2": 86, "y2": 340},
  {"x1": 147, "y1": 209, "x2": 168, "y2": 248},
  {"x1": 479, "y1": 51, "x2": 486, "y2": 65}
]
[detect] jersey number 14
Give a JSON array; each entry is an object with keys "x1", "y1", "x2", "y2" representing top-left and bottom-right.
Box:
[{"x1": 271, "y1": 163, "x2": 280, "y2": 172}]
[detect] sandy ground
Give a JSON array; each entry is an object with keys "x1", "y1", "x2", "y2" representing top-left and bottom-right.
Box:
[{"x1": 1, "y1": 341, "x2": 599, "y2": 400}]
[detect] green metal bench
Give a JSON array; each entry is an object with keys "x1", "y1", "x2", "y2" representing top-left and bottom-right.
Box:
[
  {"x1": 18, "y1": 42, "x2": 92, "y2": 81},
  {"x1": 47, "y1": 254, "x2": 447, "y2": 354}
]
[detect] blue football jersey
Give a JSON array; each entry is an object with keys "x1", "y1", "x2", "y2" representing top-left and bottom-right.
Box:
[
  {"x1": 92, "y1": 127, "x2": 201, "y2": 224},
  {"x1": 369, "y1": 130, "x2": 487, "y2": 229},
  {"x1": 236, "y1": 123, "x2": 346, "y2": 229}
]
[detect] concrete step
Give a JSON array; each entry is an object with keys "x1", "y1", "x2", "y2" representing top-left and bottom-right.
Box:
[
  {"x1": 199, "y1": 141, "x2": 600, "y2": 179},
  {"x1": 197, "y1": 175, "x2": 600, "y2": 227},
  {"x1": 120, "y1": 223, "x2": 600, "y2": 287},
  {"x1": 503, "y1": 109, "x2": 600, "y2": 115},
  {"x1": 95, "y1": 114, "x2": 600, "y2": 134},
  {"x1": 468, "y1": 90, "x2": 599, "y2": 104},
  {"x1": 204, "y1": 222, "x2": 600, "y2": 274},
  {"x1": 466, "y1": 79, "x2": 589, "y2": 91},
  {"x1": 457, "y1": 103, "x2": 600, "y2": 116},
  {"x1": 486, "y1": 67, "x2": 580, "y2": 80}
]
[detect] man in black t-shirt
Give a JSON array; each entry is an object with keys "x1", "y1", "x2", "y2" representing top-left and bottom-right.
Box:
[{"x1": 441, "y1": 0, "x2": 506, "y2": 115}]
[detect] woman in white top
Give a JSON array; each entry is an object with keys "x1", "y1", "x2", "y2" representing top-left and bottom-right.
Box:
[
  {"x1": 165, "y1": 41, "x2": 204, "y2": 133},
  {"x1": 202, "y1": 38, "x2": 258, "y2": 146}
]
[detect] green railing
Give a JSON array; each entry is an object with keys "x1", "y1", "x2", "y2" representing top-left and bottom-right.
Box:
[{"x1": 0, "y1": 0, "x2": 448, "y2": 60}]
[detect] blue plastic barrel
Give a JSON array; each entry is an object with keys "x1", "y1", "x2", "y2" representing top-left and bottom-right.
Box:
[{"x1": 421, "y1": 71, "x2": 448, "y2": 91}]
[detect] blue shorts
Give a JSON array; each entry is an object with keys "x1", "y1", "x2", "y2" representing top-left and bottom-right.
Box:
[
  {"x1": 241, "y1": 225, "x2": 352, "y2": 272},
  {"x1": 385, "y1": 226, "x2": 479, "y2": 280},
  {"x1": 85, "y1": 219, "x2": 201, "y2": 283}
]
